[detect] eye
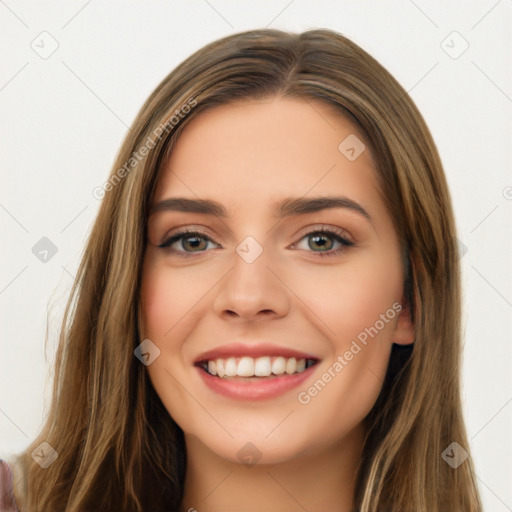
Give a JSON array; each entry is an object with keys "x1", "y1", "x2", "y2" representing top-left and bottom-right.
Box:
[
  {"x1": 158, "y1": 229, "x2": 219, "y2": 257},
  {"x1": 291, "y1": 227, "x2": 355, "y2": 257},
  {"x1": 157, "y1": 226, "x2": 355, "y2": 258}
]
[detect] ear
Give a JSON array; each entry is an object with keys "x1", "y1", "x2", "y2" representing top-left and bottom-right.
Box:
[{"x1": 392, "y1": 296, "x2": 415, "y2": 346}]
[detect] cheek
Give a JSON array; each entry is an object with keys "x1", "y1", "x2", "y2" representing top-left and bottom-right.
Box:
[
  {"x1": 295, "y1": 250, "x2": 403, "y2": 346},
  {"x1": 297, "y1": 254, "x2": 402, "y2": 433},
  {"x1": 140, "y1": 271, "x2": 179, "y2": 340},
  {"x1": 139, "y1": 258, "x2": 205, "y2": 421},
  {"x1": 140, "y1": 257, "x2": 209, "y2": 340}
]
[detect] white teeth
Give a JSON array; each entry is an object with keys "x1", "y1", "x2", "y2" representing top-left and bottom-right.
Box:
[
  {"x1": 285, "y1": 357, "x2": 297, "y2": 374},
  {"x1": 271, "y1": 356, "x2": 286, "y2": 375},
  {"x1": 238, "y1": 357, "x2": 255, "y2": 377},
  {"x1": 224, "y1": 357, "x2": 237, "y2": 377},
  {"x1": 254, "y1": 357, "x2": 271, "y2": 377},
  {"x1": 202, "y1": 355, "x2": 314, "y2": 378},
  {"x1": 216, "y1": 359, "x2": 225, "y2": 377}
]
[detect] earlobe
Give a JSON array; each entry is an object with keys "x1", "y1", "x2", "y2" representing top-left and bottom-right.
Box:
[{"x1": 392, "y1": 300, "x2": 415, "y2": 346}]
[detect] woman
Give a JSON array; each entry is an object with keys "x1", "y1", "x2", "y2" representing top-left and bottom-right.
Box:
[{"x1": 1, "y1": 28, "x2": 483, "y2": 511}]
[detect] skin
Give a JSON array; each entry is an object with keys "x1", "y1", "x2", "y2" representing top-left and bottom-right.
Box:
[{"x1": 140, "y1": 96, "x2": 414, "y2": 512}]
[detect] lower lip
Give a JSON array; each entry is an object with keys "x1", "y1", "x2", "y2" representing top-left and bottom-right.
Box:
[{"x1": 195, "y1": 364, "x2": 319, "y2": 401}]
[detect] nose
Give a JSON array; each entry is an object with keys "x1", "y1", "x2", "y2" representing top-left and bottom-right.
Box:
[{"x1": 212, "y1": 241, "x2": 290, "y2": 322}]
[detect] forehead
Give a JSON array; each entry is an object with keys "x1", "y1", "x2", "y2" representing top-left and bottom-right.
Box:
[{"x1": 152, "y1": 96, "x2": 379, "y2": 210}]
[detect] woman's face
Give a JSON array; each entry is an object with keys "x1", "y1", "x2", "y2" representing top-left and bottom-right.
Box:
[{"x1": 140, "y1": 97, "x2": 414, "y2": 464}]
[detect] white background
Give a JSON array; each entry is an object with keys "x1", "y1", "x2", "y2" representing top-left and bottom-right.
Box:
[{"x1": 1, "y1": 1, "x2": 511, "y2": 510}]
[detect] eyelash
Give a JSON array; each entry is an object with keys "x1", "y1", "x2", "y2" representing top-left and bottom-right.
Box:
[{"x1": 157, "y1": 227, "x2": 355, "y2": 258}]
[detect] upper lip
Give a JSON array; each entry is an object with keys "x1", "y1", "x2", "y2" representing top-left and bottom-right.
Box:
[{"x1": 193, "y1": 342, "x2": 321, "y2": 364}]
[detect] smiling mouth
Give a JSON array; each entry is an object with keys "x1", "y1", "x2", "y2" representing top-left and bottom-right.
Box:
[{"x1": 195, "y1": 355, "x2": 319, "y2": 379}]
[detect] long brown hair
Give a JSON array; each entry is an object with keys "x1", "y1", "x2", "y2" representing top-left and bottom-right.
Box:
[{"x1": 9, "y1": 28, "x2": 482, "y2": 511}]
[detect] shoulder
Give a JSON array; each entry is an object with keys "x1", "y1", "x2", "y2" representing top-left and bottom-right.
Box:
[{"x1": 0, "y1": 459, "x2": 19, "y2": 512}]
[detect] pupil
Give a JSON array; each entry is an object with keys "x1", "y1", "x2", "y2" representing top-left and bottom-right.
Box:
[
  {"x1": 311, "y1": 233, "x2": 331, "y2": 251},
  {"x1": 186, "y1": 236, "x2": 204, "y2": 251}
]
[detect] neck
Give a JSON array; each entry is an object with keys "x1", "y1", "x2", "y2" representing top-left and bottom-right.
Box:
[{"x1": 179, "y1": 423, "x2": 365, "y2": 512}]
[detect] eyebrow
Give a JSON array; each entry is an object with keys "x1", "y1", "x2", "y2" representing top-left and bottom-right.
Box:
[{"x1": 149, "y1": 196, "x2": 372, "y2": 223}]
